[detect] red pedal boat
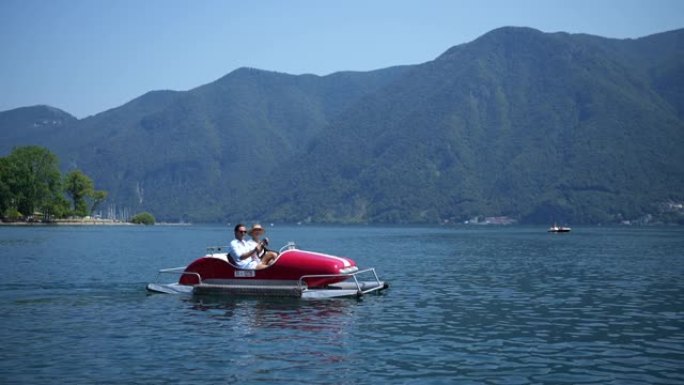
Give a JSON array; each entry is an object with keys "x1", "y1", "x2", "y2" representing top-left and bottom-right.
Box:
[{"x1": 147, "y1": 243, "x2": 388, "y2": 299}]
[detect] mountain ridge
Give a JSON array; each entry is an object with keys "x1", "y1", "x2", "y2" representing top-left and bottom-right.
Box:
[
  {"x1": 258, "y1": 26, "x2": 684, "y2": 224},
  {"x1": 1, "y1": 27, "x2": 682, "y2": 224}
]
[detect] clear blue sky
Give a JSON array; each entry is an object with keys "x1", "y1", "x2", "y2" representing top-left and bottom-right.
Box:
[{"x1": 1, "y1": 0, "x2": 682, "y2": 118}]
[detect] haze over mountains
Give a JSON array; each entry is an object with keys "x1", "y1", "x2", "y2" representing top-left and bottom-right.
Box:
[{"x1": 2, "y1": 27, "x2": 683, "y2": 224}]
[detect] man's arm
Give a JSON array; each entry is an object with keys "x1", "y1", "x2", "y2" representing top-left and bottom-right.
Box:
[{"x1": 230, "y1": 240, "x2": 263, "y2": 260}]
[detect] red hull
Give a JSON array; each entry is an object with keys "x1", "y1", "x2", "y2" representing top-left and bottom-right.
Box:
[{"x1": 178, "y1": 249, "x2": 357, "y2": 288}]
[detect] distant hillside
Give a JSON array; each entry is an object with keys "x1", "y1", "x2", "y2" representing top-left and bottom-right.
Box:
[
  {"x1": 1, "y1": 66, "x2": 409, "y2": 222},
  {"x1": 1, "y1": 27, "x2": 682, "y2": 224},
  {"x1": 261, "y1": 27, "x2": 684, "y2": 224},
  {"x1": 0, "y1": 105, "x2": 77, "y2": 150}
]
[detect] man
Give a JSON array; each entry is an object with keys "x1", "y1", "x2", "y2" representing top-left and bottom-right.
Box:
[{"x1": 228, "y1": 223, "x2": 271, "y2": 270}]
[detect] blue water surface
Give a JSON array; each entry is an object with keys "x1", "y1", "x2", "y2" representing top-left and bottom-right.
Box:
[{"x1": 0, "y1": 225, "x2": 682, "y2": 384}]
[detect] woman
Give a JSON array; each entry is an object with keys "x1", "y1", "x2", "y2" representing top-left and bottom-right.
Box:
[{"x1": 248, "y1": 224, "x2": 278, "y2": 266}]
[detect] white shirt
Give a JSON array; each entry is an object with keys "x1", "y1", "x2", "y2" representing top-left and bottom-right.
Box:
[{"x1": 229, "y1": 238, "x2": 259, "y2": 269}]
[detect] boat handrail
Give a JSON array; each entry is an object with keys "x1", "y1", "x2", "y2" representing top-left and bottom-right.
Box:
[
  {"x1": 297, "y1": 268, "x2": 383, "y2": 295},
  {"x1": 154, "y1": 266, "x2": 202, "y2": 285},
  {"x1": 158, "y1": 266, "x2": 187, "y2": 273},
  {"x1": 279, "y1": 242, "x2": 297, "y2": 253},
  {"x1": 207, "y1": 243, "x2": 296, "y2": 255}
]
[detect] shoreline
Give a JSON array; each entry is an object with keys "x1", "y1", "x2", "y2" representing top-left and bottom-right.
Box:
[
  {"x1": 0, "y1": 219, "x2": 193, "y2": 226},
  {"x1": 0, "y1": 219, "x2": 133, "y2": 226}
]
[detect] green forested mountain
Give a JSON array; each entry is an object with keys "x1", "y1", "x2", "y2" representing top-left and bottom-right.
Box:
[
  {"x1": 262, "y1": 27, "x2": 684, "y2": 224},
  {"x1": 0, "y1": 105, "x2": 77, "y2": 149},
  {"x1": 1, "y1": 27, "x2": 683, "y2": 224},
  {"x1": 1, "y1": 66, "x2": 409, "y2": 222}
]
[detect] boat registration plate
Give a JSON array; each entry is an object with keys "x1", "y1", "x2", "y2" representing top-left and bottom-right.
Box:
[{"x1": 234, "y1": 270, "x2": 256, "y2": 278}]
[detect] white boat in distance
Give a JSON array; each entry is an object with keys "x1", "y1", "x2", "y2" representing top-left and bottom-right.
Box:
[{"x1": 548, "y1": 224, "x2": 571, "y2": 233}]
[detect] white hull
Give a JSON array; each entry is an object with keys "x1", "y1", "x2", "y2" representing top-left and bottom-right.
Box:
[{"x1": 147, "y1": 280, "x2": 387, "y2": 298}]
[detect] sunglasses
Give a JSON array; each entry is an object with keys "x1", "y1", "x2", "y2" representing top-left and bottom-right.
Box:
[{"x1": 237, "y1": 230, "x2": 247, "y2": 234}]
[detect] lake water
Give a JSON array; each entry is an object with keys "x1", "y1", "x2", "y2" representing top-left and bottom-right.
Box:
[{"x1": 0, "y1": 225, "x2": 682, "y2": 384}]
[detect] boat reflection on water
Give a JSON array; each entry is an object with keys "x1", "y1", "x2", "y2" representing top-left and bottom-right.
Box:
[
  {"x1": 185, "y1": 295, "x2": 356, "y2": 332},
  {"x1": 181, "y1": 295, "x2": 357, "y2": 373}
]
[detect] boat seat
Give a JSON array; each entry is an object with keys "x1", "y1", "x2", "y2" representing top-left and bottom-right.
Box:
[
  {"x1": 208, "y1": 252, "x2": 230, "y2": 262},
  {"x1": 208, "y1": 251, "x2": 281, "y2": 270}
]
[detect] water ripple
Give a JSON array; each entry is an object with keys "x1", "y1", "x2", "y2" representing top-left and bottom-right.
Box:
[{"x1": 1, "y1": 226, "x2": 683, "y2": 384}]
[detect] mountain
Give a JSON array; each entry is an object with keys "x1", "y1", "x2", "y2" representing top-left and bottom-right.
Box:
[
  {"x1": 261, "y1": 27, "x2": 684, "y2": 224},
  {"x1": 1, "y1": 65, "x2": 410, "y2": 222},
  {"x1": 1, "y1": 27, "x2": 683, "y2": 224},
  {"x1": 0, "y1": 105, "x2": 77, "y2": 150}
]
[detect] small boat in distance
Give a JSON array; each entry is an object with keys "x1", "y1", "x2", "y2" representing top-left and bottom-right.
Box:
[{"x1": 548, "y1": 224, "x2": 571, "y2": 233}]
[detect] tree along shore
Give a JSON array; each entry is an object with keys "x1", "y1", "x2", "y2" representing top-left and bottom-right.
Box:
[{"x1": 0, "y1": 218, "x2": 132, "y2": 226}]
